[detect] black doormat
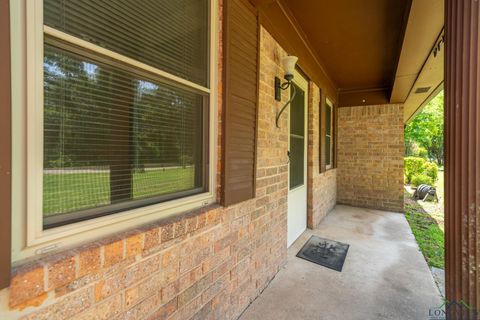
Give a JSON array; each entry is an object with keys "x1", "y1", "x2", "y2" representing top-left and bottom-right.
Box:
[{"x1": 296, "y1": 236, "x2": 349, "y2": 272}]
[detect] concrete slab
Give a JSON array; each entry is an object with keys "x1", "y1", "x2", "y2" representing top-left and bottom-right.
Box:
[
  {"x1": 431, "y1": 267, "x2": 445, "y2": 298},
  {"x1": 240, "y1": 205, "x2": 443, "y2": 320}
]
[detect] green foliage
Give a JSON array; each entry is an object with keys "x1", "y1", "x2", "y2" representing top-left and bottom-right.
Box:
[
  {"x1": 406, "y1": 143, "x2": 428, "y2": 159},
  {"x1": 404, "y1": 198, "x2": 444, "y2": 269},
  {"x1": 47, "y1": 155, "x2": 73, "y2": 168},
  {"x1": 404, "y1": 157, "x2": 439, "y2": 185},
  {"x1": 404, "y1": 157, "x2": 427, "y2": 184},
  {"x1": 411, "y1": 173, "x2": 435, "y2": 187},
  {"x1": 423, "y1": 162, "x2": 438, "y2": 181},
  {"x1": 180, "y1": 155, "x2": 194, "y2": 167},
  {"x1": 416, "y1": 147, "x2": 428, "y2": 159},
  {"x1": 44, "y1": 46, "x2": 200, "y2": 170},
  {"x1": 404, "y1": 91, "x2": 444, "y2": 165}
]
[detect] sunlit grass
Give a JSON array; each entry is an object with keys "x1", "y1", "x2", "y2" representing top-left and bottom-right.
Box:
[
  {"x1": 43, "y1": 167, "x2": 195, "y2": 216},
  {"x1": 404, "y1": 190, "x2": 445, "y2": 269}
]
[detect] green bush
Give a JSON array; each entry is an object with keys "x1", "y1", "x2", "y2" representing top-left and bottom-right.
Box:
[
  {"x1": 404, "y1": 157, "x2": 427, "y2": 184},
  {"x1": 408, "y1": 143, "x2": 428, "y2": 159},
  {"x1": 404, "y1": 157, "x2": 439, "y2": 185},
  {"x1": 423, "y1": 161, "x2": 438, "y2": 181},
  {"x1": 416, "y1": 147, "x2": 428, "y2": 159},
  {"x1": 411, "y1": 173, "x2": 435, "y2": 187}
]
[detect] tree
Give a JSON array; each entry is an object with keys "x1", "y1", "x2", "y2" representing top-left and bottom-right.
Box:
[{"x1": 404, "y1": 91, "x2": 444, "y2": 165}]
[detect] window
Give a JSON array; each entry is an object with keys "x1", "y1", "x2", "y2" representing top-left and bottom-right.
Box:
[
  {"x1": 289, "y1": 83, "x2": 305, "y2": 189},
  {"x1": 43, "y1": 45, "x2": 207, "y2": 228},
  {"x1": 11, "y1": 0, "x2": 217, "y2": 255},
  {"x1": 325, "y1": 99, "x2": 334, "y2": 169}
]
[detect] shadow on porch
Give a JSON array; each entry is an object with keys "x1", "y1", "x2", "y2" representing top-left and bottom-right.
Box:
[{"x1": 240, "y1": 205, "x2": 442, "y2": 320}]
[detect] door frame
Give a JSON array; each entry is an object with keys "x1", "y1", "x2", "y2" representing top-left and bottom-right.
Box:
[{"x1": 287, "y1": 69, "x2": 309, "y2": 247}]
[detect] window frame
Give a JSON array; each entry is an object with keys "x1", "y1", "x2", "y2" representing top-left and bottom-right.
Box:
[
  {"x1": 11, "y1": 0, "x2": 218, "y2": 261},
  {"x1": 325, "y1": 98, "x2": 334, "y2": 170}
]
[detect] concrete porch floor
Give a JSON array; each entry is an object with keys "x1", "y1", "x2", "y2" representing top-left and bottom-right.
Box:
[{"x1": 240, "y1": 205, "x2": 442, "y2": 320}]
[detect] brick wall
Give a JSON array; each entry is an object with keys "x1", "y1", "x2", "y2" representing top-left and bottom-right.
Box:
[
  {"x1": 336, "y1": 104, "x2": 404, "y2": 212},
  {"x1": 0, "y1": 1, "x2": 345, "y2": 315},
  {"x1": 0, "y1": 26, "x2": 294, "y2": 320},
  {"x1": 307, "y1": 83, "x2": 337, "y2": 228}
]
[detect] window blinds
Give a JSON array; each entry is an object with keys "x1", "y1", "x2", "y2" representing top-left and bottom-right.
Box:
[
  {"x1": 42, "y1": 0, "x2": 209, "y2": 228},
  {"x1": 44, "y1": 0, "x2": 209, "y2": 86}
]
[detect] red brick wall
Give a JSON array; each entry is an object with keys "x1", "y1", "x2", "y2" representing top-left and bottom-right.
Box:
[
  {"x1": 0, "y1": 0, "x2": 346, "y2": 313},
  {"x1": 0, "y1": 26, "x2": 296, "y2": 320},
  {"x1": 336, "y1": 104, "x2": 404, "y2": 212}
]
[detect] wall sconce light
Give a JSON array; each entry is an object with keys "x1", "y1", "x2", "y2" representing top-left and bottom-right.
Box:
[{"x1": 275, "y1": 55, "x2": 298, "y2": 128}]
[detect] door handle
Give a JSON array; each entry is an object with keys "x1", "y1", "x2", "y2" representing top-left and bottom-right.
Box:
[{"x1": 287, "y1": 150, "x2": 291, "y2": 164}]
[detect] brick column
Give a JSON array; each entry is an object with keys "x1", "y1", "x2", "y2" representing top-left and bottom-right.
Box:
[{"x1": 444, "y1": 0, "x2": 480, "y2": 318}]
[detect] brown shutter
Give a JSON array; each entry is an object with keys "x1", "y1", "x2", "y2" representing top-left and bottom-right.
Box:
[
  {"x1": 222, "y1": 0, "x2": 259, "y2": 206},
  {"x1": 319, "y1": 91, "x2": 326, "y2": 173},
  {"x1": 0, "y1": 0, "x2": 11, "y2": 289}
]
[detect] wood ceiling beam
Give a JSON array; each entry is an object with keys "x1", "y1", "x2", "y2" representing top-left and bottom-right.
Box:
[{"x1": 338, "y1": 87, "x2": 390, "y2": 107}]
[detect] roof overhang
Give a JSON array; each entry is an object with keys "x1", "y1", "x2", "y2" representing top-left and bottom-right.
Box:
[
  {"x1": 250, "y1": 0, "x2": 444, "y2": 117},
  {"x1": 389, "y1": 0, "x2": 444, "y2": 122},
  {"x1": 402, "y1": 31, "x2": 444, "y2": 123}
]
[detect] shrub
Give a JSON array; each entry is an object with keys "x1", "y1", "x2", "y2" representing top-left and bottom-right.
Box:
[
  {"x1": 423, "y1": 161, "x2": 438, "y2": 182},
  {"x1": 404, "y1": 157, "x2": 439, "y2": 185},
  {"x1": 408, "y1": 143, "x2": 428, "y2": 159},
  {"x1": 404, "y1": 157, "x2": 427, "y2": 184},
  {"x1": 411, "y1": 173, "x2": 435, "y2": 187},
  {"x1": 416, "y1": 147, "x2": 428, "y2": 159}
]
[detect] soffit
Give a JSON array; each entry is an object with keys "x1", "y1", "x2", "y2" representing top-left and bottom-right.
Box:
[
  {"x1": 391, "y1": 0, "x2": 444, "y2": 104},
  {"x1": 403, "y1": 30, "x2": 444, "y2": 123},
  {"x1": 284, "y1": 0, "x2": 411, "y2": 91}
]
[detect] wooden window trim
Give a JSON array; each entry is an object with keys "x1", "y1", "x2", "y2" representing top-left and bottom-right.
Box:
[
  {"x1": 320, "y1": 95, "x2": 335, "y2": 173},
  {"x1": 319, "y1": 88, "x2": 325, "y2": 173},
  {"x1": 325, "y1": 98, "x2": 334, "y2": 170}
]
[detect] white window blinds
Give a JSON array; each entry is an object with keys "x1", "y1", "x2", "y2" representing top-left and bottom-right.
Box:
[
  {"x1": 44, "y1": 0, "x2": 209, "y2": 86},
  {"x1": 42, "y1": 1, "x2": 210, "y2": 228}
]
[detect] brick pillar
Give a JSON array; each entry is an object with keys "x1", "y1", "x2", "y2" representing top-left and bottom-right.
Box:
[{"x1": 444, "y1": 0, "x2": 480, "y2": 318}]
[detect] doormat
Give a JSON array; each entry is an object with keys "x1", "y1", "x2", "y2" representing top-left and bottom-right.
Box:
[{"x1": 296, "y1": 236, "x2": 349, "y2": 272}]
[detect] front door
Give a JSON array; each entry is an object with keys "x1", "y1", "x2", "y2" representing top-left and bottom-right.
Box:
[{"x1": 287, "y1": 70, "x2": 308, "y2": 247}]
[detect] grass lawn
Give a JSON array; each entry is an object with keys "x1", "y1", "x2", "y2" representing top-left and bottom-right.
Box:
[
  {"x1": 404, "y1": 169, "x2": 445, "y2": 269},
  {"x1": 43, "y1": 167, "x2": 195, "y2": 216},
  {"x1": 416, "y1": 169, "x2": 444, "y2": 229}
]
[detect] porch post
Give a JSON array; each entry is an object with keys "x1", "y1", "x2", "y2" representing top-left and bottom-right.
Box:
[
  {"x1": 444, "y1": 0, "x2": 480, "y2": 318},
  {"x1": 0, "y1": 0, "x2": 11, "y2": 289}
]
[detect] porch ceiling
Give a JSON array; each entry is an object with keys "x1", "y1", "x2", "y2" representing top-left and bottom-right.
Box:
[
  {"x1": 254, "y1": 0, "x2": 444, "y2": 113},
  {"x1": 284, "y1": 0, "x2": 411, "y2": 91}
]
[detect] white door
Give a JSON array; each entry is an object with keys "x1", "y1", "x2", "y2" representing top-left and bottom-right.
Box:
[{"x1": 287, "y1": 70, "x2": 308, "y2": 247}]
